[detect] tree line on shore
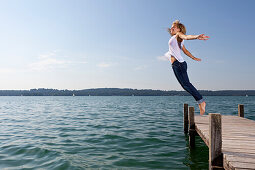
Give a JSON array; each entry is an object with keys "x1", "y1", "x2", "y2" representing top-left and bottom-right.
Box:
[{"x1": 0, "y1": 88, "x2": 254, "y2": 96}]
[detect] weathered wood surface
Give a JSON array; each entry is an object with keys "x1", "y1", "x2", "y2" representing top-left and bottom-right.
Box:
[
  {"x1": 189, "y1": 107, "x2": 195, "y2": 148},
  {"x1": 238, "y1": 104, "x2": 244, "y2": 118},
  {"x1": 209, "y1": 113, "x2": 223, "y2": 169},
  {"x1": 183, "y1": 104, "x2": 189, "y2": 134},
  {"x1": 195, "y1": 115, "x2": 255, "y2": 170}
]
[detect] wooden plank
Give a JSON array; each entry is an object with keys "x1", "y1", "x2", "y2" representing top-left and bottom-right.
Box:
[
  {"x1": 222, "y1": 125, "x2": 255, "y2": 128},
  {"x1": 195, "y1": 125, "x2": 209, "y2": 146},
  {"x1": 223, "y1": 137, "x2": 255, "y2": 140},
  {"x1": 222, "y1": 136, "x2": 255, "y2": 140},
  {"x1": 223, "y1": 148, "x2": 255, "y2": 155},
  {"x1": 222, "y1": 143, "x2": 255, "y2": 150},
  {"x1": 228, "y1": 161, "x2": 255, "y2": 169},
  {"x1": 189, "y1": 107, "x2": 195, "y2": 148},
  {"x1": 222, "y1": 121, "x2": 255, "y2": 124},
  {"x1": 223, "y1": 131, "x2": 255, "y2": 133},
  {"x1": 223, "y1": 133, "x2": 255, "y2": 135},
  {"x1": 238, "y1": 104, "x2": 244, "y2": 118},
  {"x1": 222, "y1": 134, "x2": 255, "y2": 138},
  {"x1": 223, "y1": 137, "x2": 255, "y2": 141},
  {"x1": 223, "y1": 132, "x2": 255, "y2": 134},
  {"x1": 223, "y1": 128, "x2": 255, "y2": 131},
  {"x1": 222, "y1": 140, "x2": 255, "y2": 143},
  {"x1": 224, "y1": 154, "x2": 255, "y2": 164},
  {"x1": 222, "y1": 145, "x2": 255, "y2": 150},
  {"x1": 222, "y1": 139, "x2": 255, "y2": 144},
  {"x1": 183, "y1": 103, "x2": 188, "y2": 134},
  {"x1": 189, "y1": 107, "x2": 195, "y2": 129},
  {"x1": 209, "y1": 113, "x2": 223, "y2": 170},
  {"x1": 223, "y1": 151, "x2": 255, "y2": 159},
  {"x1": 223, "y1": 136, "x2": 255, "y2": 139},
  {"x1": 223, "y1": 145, "x2": 255, "y2": 150}
]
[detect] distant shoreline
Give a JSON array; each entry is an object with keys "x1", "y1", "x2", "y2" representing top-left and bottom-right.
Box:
[{"x1": 0, "y1": 88, "x2": 254, "y2": 96}]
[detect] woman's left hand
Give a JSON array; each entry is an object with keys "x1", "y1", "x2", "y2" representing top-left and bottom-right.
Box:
[{"x1": 197, "y1": 34, "x2": 210, "y2": 40}]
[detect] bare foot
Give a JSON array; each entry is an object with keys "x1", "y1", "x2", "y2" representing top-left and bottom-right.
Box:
[
  {"x1": 199, "y1": 101, "x2": 206, "y2": 115},
  {"x1": 198, "y1": 103, "x2": 202, "y2": 114}
]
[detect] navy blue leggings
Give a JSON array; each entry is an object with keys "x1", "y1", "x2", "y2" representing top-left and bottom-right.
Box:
[{"x1": 172, "y1": 60, "x2": 204, "y2": 104}]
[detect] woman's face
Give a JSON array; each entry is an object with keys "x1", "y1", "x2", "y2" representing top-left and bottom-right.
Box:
[{"x1": 170, "y1": 24, "x2": 180, "y2": 35}]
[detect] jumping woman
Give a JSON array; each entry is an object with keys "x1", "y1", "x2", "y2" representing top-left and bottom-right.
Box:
[{"x1": 166, "y1": 20, "x2": 209, "y2": 115}]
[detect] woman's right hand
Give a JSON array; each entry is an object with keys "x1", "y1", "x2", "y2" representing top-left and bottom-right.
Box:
[{"x1": 193, "y1": 57, "x2": 201, "y2": 61}]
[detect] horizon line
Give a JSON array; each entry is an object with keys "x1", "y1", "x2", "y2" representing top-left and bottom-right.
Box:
[{"x1": 0, "y1": 88, "x2": 254, "y2": 91}]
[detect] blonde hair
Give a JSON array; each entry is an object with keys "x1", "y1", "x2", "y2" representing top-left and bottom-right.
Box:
[{"x1": 167, "y1": 20, "x2": 186, "y2": 35}]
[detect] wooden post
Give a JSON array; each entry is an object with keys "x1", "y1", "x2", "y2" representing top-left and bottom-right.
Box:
[
  {"x1": 189, "y1": 106, "x2": 195, "y2": 148},
  {"x1": 209, "y1": 113, "x2": 223, "y2": 170},
  {"x1": 184, "y1": 104, "x2": 188, "y2": 134},
  {"x1": 238, "y1": 104, "x2": 244, "y2": 118}
]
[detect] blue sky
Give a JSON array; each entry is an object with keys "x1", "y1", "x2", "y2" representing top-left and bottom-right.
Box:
[{"x1": 0, "y1": 0, "x2": 254, "y2": 90}]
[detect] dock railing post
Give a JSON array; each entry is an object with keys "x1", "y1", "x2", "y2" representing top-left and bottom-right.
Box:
[
  {"x1": 189, "y1": 106, "x2": 195, "y2": 148},
  {"x1": 209, "y1": 113, "x2": 223, "y2": 170},
  {"x1": 238, "y1": 104, "x2": 244, "y2": 118},
  {"x1": 184, "y1": 104, "x2": 188, "y2": 134}
]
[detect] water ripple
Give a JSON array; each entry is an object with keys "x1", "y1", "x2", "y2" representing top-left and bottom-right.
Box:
[{"x1": 0, "y1": 96, "x2": 254, "y2": 169}]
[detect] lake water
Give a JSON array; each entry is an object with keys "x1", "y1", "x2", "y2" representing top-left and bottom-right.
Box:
[{"x1": 0, "y1": 96, "x2": 254, "y2": 169}]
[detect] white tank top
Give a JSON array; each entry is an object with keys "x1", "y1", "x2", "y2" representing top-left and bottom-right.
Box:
[{"x1": 166, "y1": 35, "x2": 185, "y2": 62}]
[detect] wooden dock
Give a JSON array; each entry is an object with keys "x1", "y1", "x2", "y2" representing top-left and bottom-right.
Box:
[{"x1": 183, "y1": 104, "x2": 255, "y2": 170}]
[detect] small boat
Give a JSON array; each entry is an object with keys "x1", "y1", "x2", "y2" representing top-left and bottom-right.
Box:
[
  {"x1": 73, "y1": 94, "x2": 75, "y2": 97},
  {"x1": 246, "y1": 94, "x2": 248, "y2": 97}
]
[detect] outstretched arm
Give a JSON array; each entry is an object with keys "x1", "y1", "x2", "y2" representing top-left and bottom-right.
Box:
[
  {"x1": 177, "y1": 32, "x2": 210, "y2": 40},
  {"x1": 182, "y1": 45, "x2": 201, "y2": 61}
]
